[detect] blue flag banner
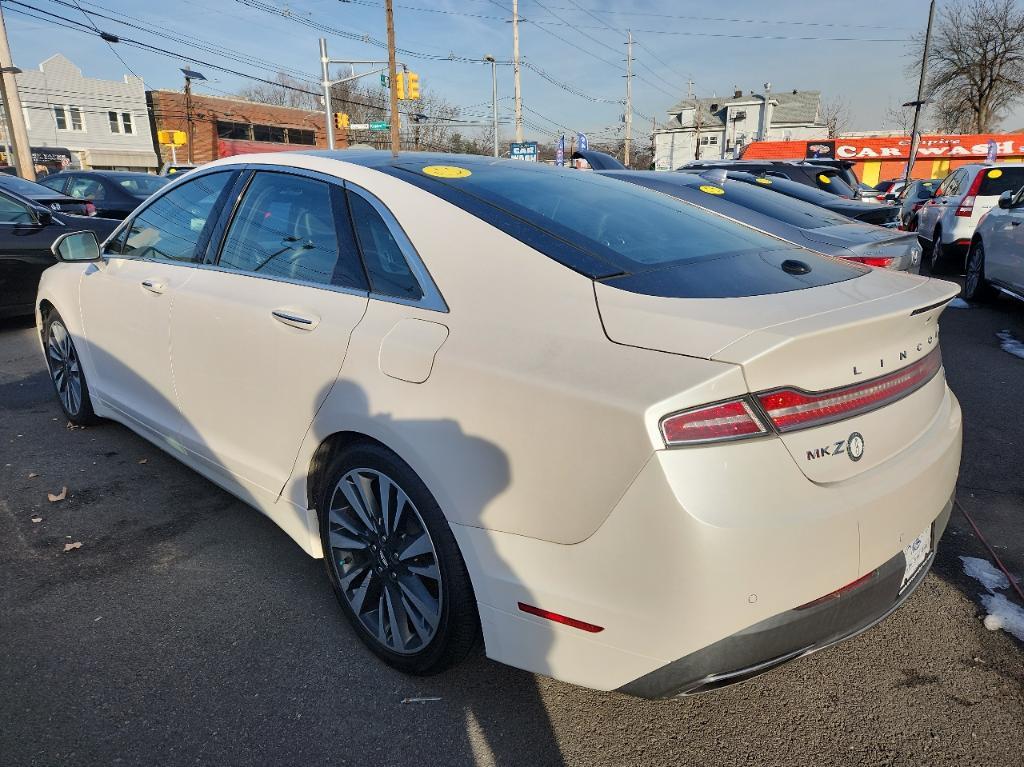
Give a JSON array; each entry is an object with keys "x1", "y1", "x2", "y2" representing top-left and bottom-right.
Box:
[
  {"x1": 577, "y1": 133, "x2": 588, "y2": 151},
  {"x1": 556, "y1": 135, "x2": 565, "y2": 166}
]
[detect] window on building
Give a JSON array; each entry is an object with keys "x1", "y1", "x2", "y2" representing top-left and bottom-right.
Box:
[
  {"x1": 287, "y1": 128, "x2": 316, "y2": 145},
  {"x1": 699, "y1": 135, "x2": 719, "y2": 146},
  {"x1": 108, "y1": 111, "x2": 121, "y2": 134},
  {"x1": 69, "y1": 107, "x2": 84, "y2": 131},
  {"x1": 252, "y1": 124, "x2": 286, "y2": 143},
  {"x1": 54, "y1": 106, "x2": 67, "y2": 130},
  {"x1": 217, "y1": 121, "x2": 252, "y2": 140},
  {"x1": 122, "y1": 112, "x2": 134, "y2": 134}
]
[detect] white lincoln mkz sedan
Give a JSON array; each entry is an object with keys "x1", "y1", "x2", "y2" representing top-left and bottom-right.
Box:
[{"x1": 37, "y1": 151, "x2": 962, "y2": 697}]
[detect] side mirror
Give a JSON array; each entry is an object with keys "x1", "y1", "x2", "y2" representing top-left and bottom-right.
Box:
[
  {"x1": 32, "y1": 205, "x2": 53, "y2": 226},
  {"x1": 52, "y1": 230, "x2": 101, "y2": 262},
  {"x1": 998, "y1": 190, "x2": 1013, "y2": 209}
]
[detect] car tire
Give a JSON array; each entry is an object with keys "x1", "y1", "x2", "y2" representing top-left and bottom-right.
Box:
[
  {"x1": 963, "y1": 239, "x2": 996, "y2": 302},
  {"x1": 929, "y1": 228, "x2": 947, "y2": 272},
  {"x1": 318, "y1": 441, "x2": 479, "y2": 675},
  {"x1": 43, "y1": 309, "x2": 100, "y2": 425}
]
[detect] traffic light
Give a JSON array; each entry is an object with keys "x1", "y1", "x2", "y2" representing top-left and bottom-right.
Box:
[
  {"x1": 394, "y1": 72, "x2": 405, "y2": 100},
  {"x1": 407, "y1": 72, "x2": 420, "y2": 100},
  {"x1": 334, "y1": 112, "x2": 349, "y2": 129}
]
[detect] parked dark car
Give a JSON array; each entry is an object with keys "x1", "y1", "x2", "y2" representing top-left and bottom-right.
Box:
[
  {"x1": 678, "y1": 159, "x2": 860, "y2": 199},
  {"x1": 0, "y1": 173, "x2": 95, "y2": 216},
  {"x1": 894, "y1": 178, "x2": 945, "y2": 231},
  {"x1": 0, "y1": 186, "x2": 119, "y2": 317},
  {"x1": 37, "y1": 170, "x2": 169, "y2": 219},
  {"x1": 600, "y1": 170, "x2": 922, "y2": 272},
  {"x1": 686, "y1": 170, "x2": 901, "y2": 227}
]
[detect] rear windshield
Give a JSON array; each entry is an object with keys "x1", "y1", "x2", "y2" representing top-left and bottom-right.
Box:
[
  {"x1": 728, "y1": 172, "x2": 841, "y2": 206},
  {"x1": 115, "y1": 175, "x2": 169, "y2": 196},
  {"x1": 387, "y1": 161, "x2": 866, "y2": 297},
  {"x1": 0, "y1": 174, "x2": 61, "y2": 197},
  {"x1": 913, "y1": 180, "x2": 940, "y2": 199},
  {"x1": 977, "y1": 167, "x2": 1024, "y2": 196},
  {"x1": 810, "y1": 170, "x2": 856, "y2": 197},
  {"x1": 703, "y1": 179, "x2": 851, "y2": 229}
]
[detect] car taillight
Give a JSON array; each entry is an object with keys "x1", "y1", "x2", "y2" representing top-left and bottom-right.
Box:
[
  {"x1": 875, "y1": 194, "x2": 886, "y2": 201},
  {"x1": 956, "y1": 172, "x2": 985, "y2": 216},
  {"x1": 911, "y1": 202, "x2": 923, "y2": 212},
  {"x1": 661, "y1": 398, "x2": 767, "y2": 446},
  {"x1": 755, "y1": 347, "x2": 942, "y2": 433},
  {"x1": 846, "y1": 256, "x2": 894, "y2": 268}
]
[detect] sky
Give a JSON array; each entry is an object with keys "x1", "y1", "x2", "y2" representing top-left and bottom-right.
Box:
[{"x1": 6, "y1": 0, "x2": 1021, "y2": 144}]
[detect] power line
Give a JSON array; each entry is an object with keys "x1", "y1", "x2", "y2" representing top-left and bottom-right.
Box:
[{"x1": 66, "y1": 0, "x2": 139, "y2": 78}]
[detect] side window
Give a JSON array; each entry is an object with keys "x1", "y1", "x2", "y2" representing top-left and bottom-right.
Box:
[
  {"x1": 38, "y1": 176, "x2": 67, "y2": 193},
  {"x1": 347, "y1": 190, "x2": 423, "y2": 301},
  {"x1": 0, "y1": 192, "x2": 33, "y2": 224},
  {"x1": 67, "y1": 177, "x2": 105, "y2": 201},
  {"x1": 218, "y1": 172, "x2": 366, "y2": 289},
  {"x1": 122, "y1": 171, "x2": 235, "y2": 263}
]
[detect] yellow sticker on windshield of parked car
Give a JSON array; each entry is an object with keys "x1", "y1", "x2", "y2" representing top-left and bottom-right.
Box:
[
  {"x1": 818, "y1": 174, "x2": 831, "y2": 184},
  {"x1": 988, "y1": 168, "x2": 1003, "y2": 178},
  {"x1": 699, "y1": 185, "x2": 725, "y2": 195},
  {"x1": 422, "y1": 165, "x2": 472, "y2": 178},
  {"x1": 755, "y1": 177, "x2": 772, "y2": 185}
]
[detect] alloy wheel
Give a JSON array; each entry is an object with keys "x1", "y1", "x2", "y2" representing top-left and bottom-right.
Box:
[
  {"x1": 327, "y1": 468, "x2": 442, "y2": 655},
  {"x1": 965, "y1": 244, "x2": 983, "y2": 296},
  {"x1": 47, "y1": 321, "x2": 82, "y2": 416}
]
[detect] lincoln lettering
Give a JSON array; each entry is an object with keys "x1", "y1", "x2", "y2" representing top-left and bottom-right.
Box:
[{"x1": 853, "y1": 330, "x2": 939, "y2": 376}]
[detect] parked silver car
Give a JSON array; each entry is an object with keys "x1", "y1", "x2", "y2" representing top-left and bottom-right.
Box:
[{"x1": 963, "y1": 189, "x2": 1024, "y2": 303}]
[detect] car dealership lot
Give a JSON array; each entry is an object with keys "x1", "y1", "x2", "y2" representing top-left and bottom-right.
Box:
[{"x1": 1, "y1": 296, "x2": 1022, "y2": 767}]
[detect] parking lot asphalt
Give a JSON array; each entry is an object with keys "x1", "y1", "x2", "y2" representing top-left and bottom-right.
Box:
[{"x1": 2, "y1": 283, "x2": 1023, "y2": 767}]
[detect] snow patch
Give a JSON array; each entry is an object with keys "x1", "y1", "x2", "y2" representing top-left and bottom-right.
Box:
[
  {"x1": 996, "y1": 330, "x2": 1024, "y2": 360},
  {"x1": 947, "y1": 297, "x2": 971, "y2": 309},
  {"x1": 960, "y1": 556, "x2": 1024, "y2": 641}
]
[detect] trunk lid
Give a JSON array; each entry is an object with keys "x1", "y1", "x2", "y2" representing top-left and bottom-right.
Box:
[{"x1": 595, "y1": 269, "x2": 959, "y2": 481}]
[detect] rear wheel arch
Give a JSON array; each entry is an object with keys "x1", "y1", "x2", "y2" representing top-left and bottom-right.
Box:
[{"x1": 307, "y1": 431, "x2": 405, "y2": 514}]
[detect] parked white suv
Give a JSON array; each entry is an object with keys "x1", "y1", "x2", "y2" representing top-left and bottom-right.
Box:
[{"x1": 917, "y1": 163, "x2": 1024, "y2": 272}]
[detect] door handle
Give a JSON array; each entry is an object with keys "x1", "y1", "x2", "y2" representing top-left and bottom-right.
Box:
[
  {"x1": 140, "y1": 279, "x2": 165, "y2": 294},
  {"x1": 271, "y1": 309, "x2": 319, "y2": 330},
  {"x1": 1011, "y1": 220, "x2": 1021, "y2": 227}
]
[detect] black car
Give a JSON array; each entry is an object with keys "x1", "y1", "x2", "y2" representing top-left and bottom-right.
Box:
[
  {"x1": 0, "y1": 186, "x2": 119, "y2": 318},
  {"x1": 0, "y1": 174, "x2": 95, "y2": 216},
  {"x1": 688, "y1": 170, "x2": 900, "y2": 227},
  {"x1": 677, "y1": 159, "x2": 860, "y2": 199},
  {"x1": 599, "y1": 170, "x2": 922, "y2": 272},
  {"x1": 894, "y1": 178, "x2": 944, "y2": 231},
  {"x1": 37, "y1": 170, "x2": 169, "y2": 220}
]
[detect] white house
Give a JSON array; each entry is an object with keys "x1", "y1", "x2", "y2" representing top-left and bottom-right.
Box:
[
  {"x1": 5, "y1": 54, "x2": 159, "y2": 172},
  {"x1": 654, "y1": 89, "x2": 828, "y2": 170}
]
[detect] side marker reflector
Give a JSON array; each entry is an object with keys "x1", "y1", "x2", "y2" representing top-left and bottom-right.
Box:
[{"x1": 517, "y1": 602, "x2": 604, "y2": 633}]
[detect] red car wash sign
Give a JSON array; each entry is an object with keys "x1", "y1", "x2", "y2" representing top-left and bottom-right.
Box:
[{"x1": 746, "y1": 133, "x2": 1024, "y2": 161}]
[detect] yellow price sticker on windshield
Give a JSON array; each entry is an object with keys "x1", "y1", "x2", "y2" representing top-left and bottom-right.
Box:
[
  {"x1": 988, "y1": 168, "x2": 1003, "y2": 178},
  {"x1": 755, "y1": 177, "x2": 772, "y2": 185},
  {"x1": 422, "y1": 165, "x2": 471, "y2": 178},
  {"x1": 818, "y1": 174, "x2": 831, "y2": 184},
  {"x1": 699, "y1": 185, "x2": 725, "y2": 195}
]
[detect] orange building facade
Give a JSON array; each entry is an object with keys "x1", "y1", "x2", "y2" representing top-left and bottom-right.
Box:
[{"x1": 742, "y1": 133, "x2": 1024, "y2": 186}]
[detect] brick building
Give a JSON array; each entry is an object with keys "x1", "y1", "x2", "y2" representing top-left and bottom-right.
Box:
[{"x1": 146, "y1": 90, "x2": 340, "y2": 166}]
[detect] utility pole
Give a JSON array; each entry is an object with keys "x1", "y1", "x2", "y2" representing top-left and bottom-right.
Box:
[
  {"x1": 624, "y1": 29, "x2": 633, "y2": 168},
  {"x1": 484, "y1": 55, "x2": 498, "y2": 157},
  {"x1": 0, "y1": 6, "x2": 34, "y2": 180},
  {"x1": 384, "y1": 0, "x2": 401, "y2": 156},
  {"x1": 904, "y1": 0, "x2": 936, "y2": 185},
  {"x1": 320, "y1": 38, "x2": 334, "y2": 150},
  {"x1": 512, "y1": 0, "x2": 523, "y2": 144}
]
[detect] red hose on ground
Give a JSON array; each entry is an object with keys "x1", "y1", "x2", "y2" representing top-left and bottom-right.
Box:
[{"x1": 955, "y1": 499, "x2": 1024, "y2": 604}]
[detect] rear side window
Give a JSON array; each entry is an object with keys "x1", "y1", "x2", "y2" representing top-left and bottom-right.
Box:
[
  {"x1": 812, "y1": 170, "x2": 855, "y2": 197},
  {"x1": 37, "y1": 176, "x2": 67, "y2": 193},
  {"x1": 915, "y1": 181, "x2": 939, "y2": 199},
  {"x1": 347, "y1": 191, "x2": 423, "y2": 300},
  {"x1": 977, "y1": 167, "x2": 1024, "y2": 196},
  {"x1": 218, "y1": 172, "x2": 366, "y2": 290},
  {"x1": 122, "y1": 171, "x2": 235, "y2": 263},
  {"x1": 116, "y1": 175, "x2": 169, "y2": 196},
  {"x1": 0, "y1": 191, "x2": 33, "y2": 224}
]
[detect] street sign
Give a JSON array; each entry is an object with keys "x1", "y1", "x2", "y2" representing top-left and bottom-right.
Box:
[
  {"x1": 510, "y1": 141, "x2": 539, "y2": 161},
  {"x1": 369, "y1": 121, "x2": 390, "y2": 131},
  {"x1": 380, "y1": 73, "x2": 388, "y2": 88},
  {"x1": 349, "y1": 123, "x2": 370, "y2": 130}
]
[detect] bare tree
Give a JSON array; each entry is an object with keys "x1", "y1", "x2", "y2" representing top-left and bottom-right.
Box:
[
  {"x1": 235, "y1": 72, "x2": 320, "y2": 110},
  {"x1": 821, "y1": 97, "x2": 851, "y2": 138},
  {"x1": 883, "y1": 99, "x2": 914, "y2": 135},
  {"x1": 920, "y1": 0, "x2": 1024, "y2": 132}
]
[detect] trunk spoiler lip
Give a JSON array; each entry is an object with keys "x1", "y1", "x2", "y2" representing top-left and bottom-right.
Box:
[{"x1": 910, "y1": 296, "x2": 955, "y2": 316}]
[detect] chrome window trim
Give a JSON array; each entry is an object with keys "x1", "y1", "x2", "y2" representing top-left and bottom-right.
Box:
[{"x1": 101, "y1": 161, "x2": 448, "y2": 313}]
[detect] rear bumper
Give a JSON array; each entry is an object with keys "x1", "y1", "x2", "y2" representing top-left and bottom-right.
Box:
[{"x1": 617, "y1": 499, "x2": 951, "y2": 698}]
